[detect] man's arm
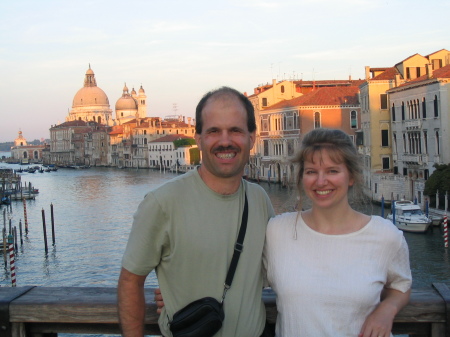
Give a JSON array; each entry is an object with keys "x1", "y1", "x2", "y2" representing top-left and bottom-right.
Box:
[{"x1": 118, "y1": 267, "x2": 148, "y2": 337}]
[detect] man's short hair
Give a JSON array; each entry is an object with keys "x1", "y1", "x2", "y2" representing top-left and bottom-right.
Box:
[{"x1": 195, "y1": 86, "x2": 256, "y2": 134}]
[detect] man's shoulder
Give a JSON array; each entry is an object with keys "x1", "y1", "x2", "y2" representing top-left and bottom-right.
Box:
[
  {"x1": 154, "y1": 170, "x2": 198, "y2": 193},
  {"x1": 244, "y1": 179, "x2": 269, "y2": 196}
]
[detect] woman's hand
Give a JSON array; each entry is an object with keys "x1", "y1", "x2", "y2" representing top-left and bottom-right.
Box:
[
  {"x1": 359, "y1": 288, "x2": 410, "y2": 337},
  {"x1": 153, "y1": 288, "x2": 165, "y2": 314}
]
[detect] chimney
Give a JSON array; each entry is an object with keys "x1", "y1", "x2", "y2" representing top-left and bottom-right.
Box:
[
  {"x1": 426, "y1": 63, "x2": 433, "y2": 79},
  {"x1": 188, "y1": 117, "x2": 191, "y2": 127},
  {"x1": 272, "y1": 79, "x2": 276, "y2": 87},
  {"x1": 395, "y1": 74, "x2": 401, "y2": 87},
  {"x1": 365, "y1": 66, "x2": 371, "y2": 80}
]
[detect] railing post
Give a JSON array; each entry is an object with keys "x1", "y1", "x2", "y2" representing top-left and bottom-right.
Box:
[
  {"x1": 432, "y1": 283, "x2": 450, "y2": 337},
  {"x1": 0, "y1": 286, "x2": 35, "y2": 337}
]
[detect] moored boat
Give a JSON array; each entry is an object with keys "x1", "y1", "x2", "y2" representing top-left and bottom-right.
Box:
[{"x1": 387, "y1": 200, "x2": 431, "y2": 233}]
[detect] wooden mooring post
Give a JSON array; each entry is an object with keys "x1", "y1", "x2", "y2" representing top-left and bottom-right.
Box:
[{"x1": 0, "y1": 285, "x2": 448, "y2": 337}]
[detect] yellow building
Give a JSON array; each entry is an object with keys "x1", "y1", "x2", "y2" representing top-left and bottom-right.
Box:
[{"x1": 360, "y1": 49, "x2": 450, "y2": 205}]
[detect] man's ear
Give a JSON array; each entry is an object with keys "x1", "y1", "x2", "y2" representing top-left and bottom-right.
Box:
[{"x1": 194, "y1": 133, "x2": 202, "y2": 151}]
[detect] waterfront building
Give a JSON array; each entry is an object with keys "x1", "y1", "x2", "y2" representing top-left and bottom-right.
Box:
[
  {"x1": 109, "y1": 116, "x2": 196, "y2": 168},
  {"x1": 248, "y1": 83, "x2": 361, "y2": 185},
  {"x1": 387, "y1": 55, "x2": 450, "y2": 204},
  {"x1": 360, "y1": 49, "x2": 450, "y2": 206},
  {"x1": 148, "y1": 134, "x2": 198, "y2": 169},
  {"x1": 360, "y1": 67, "x2": 400, "y2": 203},
  {"x1": 48, "y1": 121, "x2": 111, "y2": 166},
  {"x1": 10, "y1": 131, "x2": 47, "y2": 164}
]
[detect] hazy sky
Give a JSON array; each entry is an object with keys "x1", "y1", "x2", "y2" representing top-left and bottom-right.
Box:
[{"x1": 0, "y1": 0, "x2": 448, "y2": 143}]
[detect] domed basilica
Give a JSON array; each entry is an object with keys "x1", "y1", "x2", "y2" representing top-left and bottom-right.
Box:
[{"x1": 66, "y1": 65, "x2": 146, "y2": 125}]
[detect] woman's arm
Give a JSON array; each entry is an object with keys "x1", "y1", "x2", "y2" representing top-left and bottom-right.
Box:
[{"x1": 358, "y1": 287, "x2": 411, "y2": 337}]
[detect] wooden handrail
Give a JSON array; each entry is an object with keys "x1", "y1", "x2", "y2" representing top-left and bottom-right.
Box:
[{"x1": 0, "y1": 285, "x2": 448, "y2": 337}]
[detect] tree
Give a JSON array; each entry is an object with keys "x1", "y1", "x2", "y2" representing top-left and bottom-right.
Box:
[
  {"x1": 173, "y1": 138, "x2": 196, "y2": 148},
  {"x1": 424, "y1": 164, "x2": 450, "y2": 195}
]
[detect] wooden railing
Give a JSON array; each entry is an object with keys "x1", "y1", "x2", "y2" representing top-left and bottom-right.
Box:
[{"x1": 0, "y1": 284, "x2": 449, "y2": 337}]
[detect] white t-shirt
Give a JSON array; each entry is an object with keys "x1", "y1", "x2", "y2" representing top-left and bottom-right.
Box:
[{"x1": 264, "y1": 213, "x2": 411, "y2": 337}]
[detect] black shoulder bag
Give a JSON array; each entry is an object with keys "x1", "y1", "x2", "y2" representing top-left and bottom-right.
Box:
[{"x1": 169, "y1": 193, "x2": 249, "y2": 337}]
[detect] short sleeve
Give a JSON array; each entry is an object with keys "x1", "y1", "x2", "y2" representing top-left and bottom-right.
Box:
[
  {"x1": 121, "y1": 191, "x2": 169, "y2": 276},
  {"x1": 386, "y1": 235, "x2": 412, "y2": 293}
]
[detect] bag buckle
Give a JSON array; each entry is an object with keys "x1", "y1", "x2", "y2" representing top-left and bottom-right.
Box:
[{"x1": 234, "y1": 242, "x2": 243, "y2": 253}]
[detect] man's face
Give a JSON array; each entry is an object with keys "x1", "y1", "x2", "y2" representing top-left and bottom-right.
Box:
[{"x1": 195, "y1": 94, "x2": 255, "y2": 180}]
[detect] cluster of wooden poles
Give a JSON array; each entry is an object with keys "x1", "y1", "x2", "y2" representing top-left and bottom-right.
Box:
[{"x1": 1, "y1": 199, "x2": 56, "y2": 287}]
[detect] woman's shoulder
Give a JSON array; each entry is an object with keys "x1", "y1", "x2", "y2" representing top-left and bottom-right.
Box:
[
  {"x1": 268, "y1": 212, "x2": 298, "y2": 226},
  {"x1": 368, "y1": 215, "x2": 405, "y2": 238}
]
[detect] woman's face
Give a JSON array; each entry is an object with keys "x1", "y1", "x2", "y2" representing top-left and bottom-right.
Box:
[{"x1": 302, "y1": 149, "x2": 354, "y2": 210}]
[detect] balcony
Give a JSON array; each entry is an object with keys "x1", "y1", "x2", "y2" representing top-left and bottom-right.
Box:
[
  {"x1": 405, "y1": 120, "x2": 421, "y2": 129},
  {"x1": 402, "y1": 154, "x2": 428, "y2": 165}
]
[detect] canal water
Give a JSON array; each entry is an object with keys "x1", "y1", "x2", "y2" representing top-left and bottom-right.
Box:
[{"x1": 0, "y1": 163, "x2": 449, "y2": 290}]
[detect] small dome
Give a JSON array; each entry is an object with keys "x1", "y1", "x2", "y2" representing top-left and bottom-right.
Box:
[
  {"x1": 73, "y1": 87, "x2": 109, "y2": 107},
  {"x1": 115, "y1": 96, "x2": 138, "y2": 110},
  {"x1": 86, "y1": 68, "x2": 94, "y2": 75},
  {"x1": 139, "y1": 85, "x2": 145, "y2": 94}
]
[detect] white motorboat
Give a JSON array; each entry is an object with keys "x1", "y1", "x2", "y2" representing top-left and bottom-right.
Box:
[{"x1": 387, "y1": 200, "x2": 431, "y2": 233}]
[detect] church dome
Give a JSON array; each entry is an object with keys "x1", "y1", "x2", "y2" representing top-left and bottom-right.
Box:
[
  {"x1": 73, "y1": 86, "x2": 109, "y2": 107},
  {"x1": 115, "y1": 95, "x2": 138, "y2": 110},
  {"x1": 115, "y1": 83, "x2": 138, "y2": 110},
  {"x1": 72, "y1": 66, "x2": 110, "y2": 107}
]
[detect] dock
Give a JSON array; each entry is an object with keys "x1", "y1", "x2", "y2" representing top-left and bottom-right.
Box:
[{"x1": 0, "y1": 285, "x2": 449, "y2": 337}]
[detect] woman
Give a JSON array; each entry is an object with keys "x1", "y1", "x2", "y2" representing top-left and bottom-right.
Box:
[{"x1": 264, "y1": 128, "x2": 411, "y2": 337}]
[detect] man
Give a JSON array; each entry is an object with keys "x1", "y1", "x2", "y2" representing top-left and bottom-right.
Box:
[{"x1": 118, "y1": 86, "x2": 275, "y2": 337}]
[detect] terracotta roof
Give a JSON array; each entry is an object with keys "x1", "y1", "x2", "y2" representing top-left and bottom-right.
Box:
[
  {"x1": 294, "y1": 79, "x2": 365, "y2": 87},
  {"x1": 109, "y1": 125, "x2": 124, "y2": 135},
  {"x1": 267, "y1": 86, "x2": 360, "y2": 109},
  {"x1": 372, "y1": 67, "x2": 400, "y2": 80},
  {"x1": 55, "y1": 120, "x2": 88, "y2": 127},
  {"x1": 150, "y1": 134, "x2": 194, "y2": 143}
]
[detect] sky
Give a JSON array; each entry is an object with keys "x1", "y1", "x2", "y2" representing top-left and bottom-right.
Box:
[{"x1": 0, "y1": 0, "x2": 448, "y2": 143}]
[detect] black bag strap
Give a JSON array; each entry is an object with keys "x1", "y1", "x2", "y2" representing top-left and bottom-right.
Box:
[{"x1": 221, "y1": 192, "x2": 248, "y2": 303}]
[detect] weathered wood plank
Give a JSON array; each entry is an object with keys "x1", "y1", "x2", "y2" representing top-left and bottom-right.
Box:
[
  {"x1": 9, "y1": 287, "x2": 159, "y2": 324},
  {"x1": 4, "y1": 285, "x2": 448, "y2": 336}
]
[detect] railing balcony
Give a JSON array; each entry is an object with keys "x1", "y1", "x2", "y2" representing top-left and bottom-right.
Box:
[
  {"x1": 405, "y1": 120, "x2": 422, "y2": 129},
  {"x1": 0, "y1": 285, "x2": 448, "y2": 337},
  {"x1": 402, "y1": 154, "x2": 425, "y2": 164}
]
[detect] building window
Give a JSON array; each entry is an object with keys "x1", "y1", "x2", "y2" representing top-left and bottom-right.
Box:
[
  {"x1": 314, "y1": 112, "x2": 321, "y2": 128},
  {"x1": 262, "y1": 98, "x2": 268, "y2": 107},
  {"x1": 350, "y1": 111, "x2": 357, "y2": 129},
  {"x1": 380, "y1": 94, "x2": 388, "y2": 110},
  {"x1": 281, "y1": 85, "x2": 285, "y2": 93},
  {"x1": 382, "y1": 157, "x2": 390, "y2": 170},
  {"x1": 435, "y1": 131, "x2": 440, "y2": 155},
  {"x1": 423, "y1": 131, "x2": 428, "y2": 154},
  {"x1": 391, "y1": 103, "x2": 396, "y2": 121},
  {"x1": 263, "y1": 140, "x2": 269, "y2": 156},
  {"x1": 422, "y1": 98, "x2": 427, "y2": 118},
  {"x1": 401, "y1": 102, "x2": 405, "y2": 120},
  {"x1": 434, "y1": 95, "x2": 438, "y2": 117},
  {"x1": 381, "y1": 129, "x2": 389, "y2": 147}
]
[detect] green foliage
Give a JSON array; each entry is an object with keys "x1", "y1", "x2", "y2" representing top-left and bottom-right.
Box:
[
  {"x1": 424, "y1": 164, "x2": 450, "y2": 195},
  {"x1": 189, "y1": 148, "x2": 200, "y2": 165},
  {"x1": 173, "y1": 138, "x2": 196, "y2": 148}
]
